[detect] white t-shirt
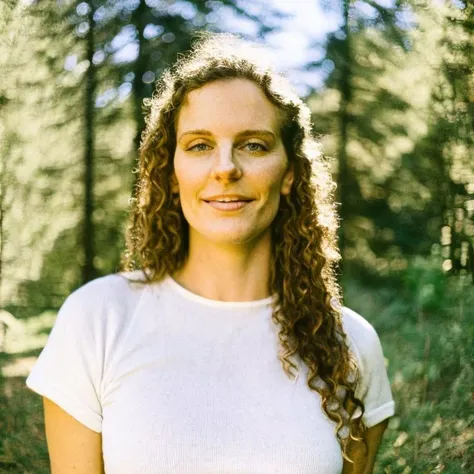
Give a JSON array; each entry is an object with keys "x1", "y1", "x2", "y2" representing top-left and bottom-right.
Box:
[{"x1": 26, "y1": 270, "x2": 395, "y2": 474}]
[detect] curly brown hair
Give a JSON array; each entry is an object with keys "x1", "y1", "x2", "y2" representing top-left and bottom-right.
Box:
[{"x1": 119, "y1": 31, "x2": 367, "y2": 463}]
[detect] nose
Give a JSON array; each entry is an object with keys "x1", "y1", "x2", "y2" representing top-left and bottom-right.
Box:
[{"x1": 210, "y1": 144, "x2": 242, "y2": 181}]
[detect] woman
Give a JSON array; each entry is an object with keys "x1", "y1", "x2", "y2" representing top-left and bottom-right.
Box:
[{"x1": 26, "y1": 32, "x2": 395, "y2": 473}]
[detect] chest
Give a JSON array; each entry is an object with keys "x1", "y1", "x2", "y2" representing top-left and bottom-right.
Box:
[{"x1": 100, "y1": 304, "x2": 343, "y2": 473}]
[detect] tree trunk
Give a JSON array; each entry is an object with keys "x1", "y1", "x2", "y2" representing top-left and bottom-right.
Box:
[
  {"x1": 131, "y1": 0, "x2": 149, "y2": 195},
  {"x1": 0, "y1": 147, "x2": 5, "y2": 307},
  {"x1": 82, "y1": 2, "x2": 97, "y2": 284},
  {"x1": 337, "y1": 0, "x2": 352, "y2": 268}
]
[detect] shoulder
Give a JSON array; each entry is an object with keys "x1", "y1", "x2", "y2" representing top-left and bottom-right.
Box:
[
  {"x1": 340, "y1": 306, "x2": 379, "y2": 344},
  {"x1": 66, "y1": 270, "x2": 148, "y2": 306},
  {"x1": 340, "y1": 307, "x2": 396, "y2": 424},
  {"x1": 56, "y1": 271, "x2": 150, "y2": 332},
  {"x1": 340, "y1": 306, "x2": 384, "y2": 371}
]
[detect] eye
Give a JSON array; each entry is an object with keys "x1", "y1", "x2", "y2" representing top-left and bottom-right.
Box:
[
  {"x1": 188, "y1": 142, "x2": 211, "y2": 152},
  {"x1": 243, "y1": 142, "x2": 268, "y2": 153}
]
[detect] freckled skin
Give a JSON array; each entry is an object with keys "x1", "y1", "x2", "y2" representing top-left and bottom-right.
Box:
[{"x1": 172, "y1": 78, "x2": 294, "y2": 247}]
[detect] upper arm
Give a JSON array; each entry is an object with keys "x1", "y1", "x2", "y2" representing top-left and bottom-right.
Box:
[
  {"x1": 342, "y1": 418, "x2": 389, "y2": 474},
  {"x1": 43, "y1": 397, "x2": 104, "y2": 474}
]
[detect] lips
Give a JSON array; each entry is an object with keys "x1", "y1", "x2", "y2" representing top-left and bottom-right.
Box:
[
  {"x1": 204, "y1": 200, "x2": 253, "y2": 211},
  {"x1": 203, "y1": 196, "x2": 253, "y2": 203},
  {"x1": 204, "y1": 199, "x2": 252, "y2": 203}
]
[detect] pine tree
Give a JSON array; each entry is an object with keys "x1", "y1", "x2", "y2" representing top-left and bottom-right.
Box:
[
  {"x1": 310, "y1": 0, "x2": 412, "y2": 274},
  {"x1": 310, "y1": 0, "x2": 473, "y2": 279},
  {"x1": 2, "y1": 0, "x2": 285, "y2": 312},
  {"x1": 419, "y1": 1, "x2": 474, "y2": 278}
]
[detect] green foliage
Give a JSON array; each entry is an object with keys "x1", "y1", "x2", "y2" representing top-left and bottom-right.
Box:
[
  {"x1": 0, "y1": 0, "x2": 285, "y2": 310},
  {"x1": 310, "y1": 0, "x2": 474, "y2": 275},
  {"x1": 343, "y1": 258, "x2": 474, "y2": 473}
]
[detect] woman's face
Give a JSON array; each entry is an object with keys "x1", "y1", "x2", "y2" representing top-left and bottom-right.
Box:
[{"x1": 172, "y1": 77, "x2": 294, "y2": 246}]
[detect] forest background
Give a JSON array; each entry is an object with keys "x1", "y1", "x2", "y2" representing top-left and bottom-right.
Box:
[{"x1": 0, "y1": 0, "x2": 472, "y2": 473}]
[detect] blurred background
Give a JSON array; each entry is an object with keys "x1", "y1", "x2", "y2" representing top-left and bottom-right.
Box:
[{"x1": 0, "y1": 0, "x2": 472, "y2": 472}]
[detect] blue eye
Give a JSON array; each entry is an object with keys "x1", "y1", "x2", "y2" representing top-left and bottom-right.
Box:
[
  {"x1": 244, "y1": 142, "x2": 268, "y2": 152},
  {"x1": 187, "y1": 142, "x2": 268, "y2": 153},
  {"x1": 188, "y1": 143, "x2": 211, "y2": 152}
]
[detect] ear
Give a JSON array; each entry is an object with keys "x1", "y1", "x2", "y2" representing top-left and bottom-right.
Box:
[{"x1": 280, "y1": 163, "x2": 294, "y2": 196}]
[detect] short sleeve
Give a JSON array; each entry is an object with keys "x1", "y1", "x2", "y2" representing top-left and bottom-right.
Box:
[
  {"x1": 341, "y1": 307, "x2": 396, "y2": 428},
  {"x1": 26, "y1": 283, "x2": 106, "y2": 433}
]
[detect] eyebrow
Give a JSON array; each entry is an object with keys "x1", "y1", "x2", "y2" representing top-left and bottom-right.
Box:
[{"x1": 178, "y1": 129, "x2": 276, "y2": 141}]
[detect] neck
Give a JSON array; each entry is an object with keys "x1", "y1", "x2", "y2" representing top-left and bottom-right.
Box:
[{"x1": 172, "y1": 230, "x2": 273, "y2": 302}]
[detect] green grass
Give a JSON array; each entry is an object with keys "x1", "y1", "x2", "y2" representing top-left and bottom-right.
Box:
[{"x1": 0, "y1": 312, "x2": 54, "y2": 473}]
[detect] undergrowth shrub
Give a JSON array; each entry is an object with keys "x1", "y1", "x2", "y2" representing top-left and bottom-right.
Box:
[{"x1": 342, "y1": 256, "x2": 473, "y2": 473}]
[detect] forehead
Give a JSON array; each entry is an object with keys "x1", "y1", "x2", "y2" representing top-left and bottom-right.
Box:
[{"x1": 176, "y1": 78, "x2": 282, "y2": 134}]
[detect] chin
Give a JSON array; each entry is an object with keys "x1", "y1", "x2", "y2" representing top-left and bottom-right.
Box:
[
  {"x1": 204, "y1": 232, "x2": 257, "y2": 246},
  {"x1": 197, "y1": 224, "x2": 270, "y2": 246}
]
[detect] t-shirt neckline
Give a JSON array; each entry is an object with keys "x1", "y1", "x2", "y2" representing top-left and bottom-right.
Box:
[{"x1": 164, "y1": 274, "x2": 277, "y2": 309}]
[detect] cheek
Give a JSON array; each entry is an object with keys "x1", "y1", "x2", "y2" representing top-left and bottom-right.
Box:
[
  {"x1": 256, "y1": 163, "x2": 288, "y2": 197},
  {"x1": 173, "y1": 157, "x2": 200, "y2": 195}
]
